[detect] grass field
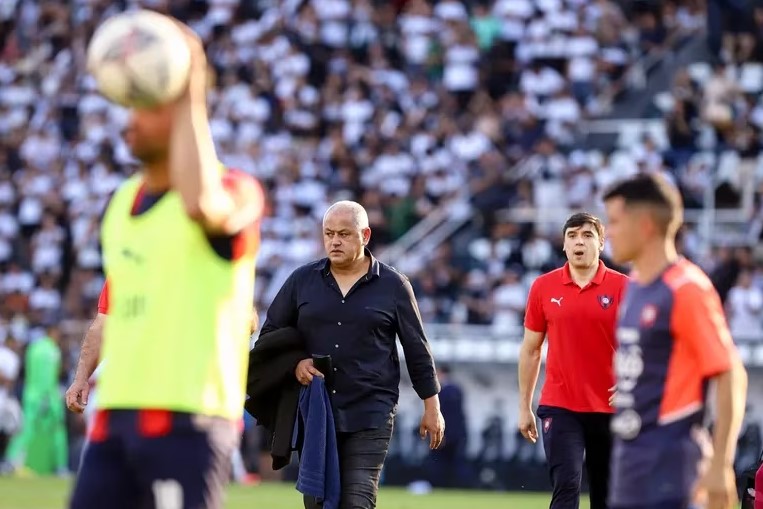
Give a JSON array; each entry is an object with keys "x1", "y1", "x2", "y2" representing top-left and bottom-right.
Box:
[{"x1": 0, "y1": 478, "x2": 590, "y2": 509}]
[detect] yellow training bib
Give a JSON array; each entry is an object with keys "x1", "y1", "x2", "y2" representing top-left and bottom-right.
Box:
[{"x1": 98, "y1": 174, "x2": 256, "y2": 419}]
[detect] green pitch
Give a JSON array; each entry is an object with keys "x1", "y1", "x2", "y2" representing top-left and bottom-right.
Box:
[{"x1": 0, "y1": 477, "x2": 591, "y2": 509}]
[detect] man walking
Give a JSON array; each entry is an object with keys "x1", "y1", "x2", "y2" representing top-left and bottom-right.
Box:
[
  {"x1": 260, "y1": 200, "x2": 444, "y2": 509},
  {"x1": 518, "y1": 213, "x2": 628, "y2": 509}
]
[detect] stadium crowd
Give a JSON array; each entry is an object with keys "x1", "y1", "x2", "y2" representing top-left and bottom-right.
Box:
[{"x1": 1, "y1": 0, "x2": 763, "y2": 478}]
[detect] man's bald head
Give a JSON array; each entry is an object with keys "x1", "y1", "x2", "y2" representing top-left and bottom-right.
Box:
[
  {"x1": 323, "y1": 201, "x2": 370, "y2": 230},
  {"x1": 322, "y1": 201, "x2": 372, "y2": 268}
]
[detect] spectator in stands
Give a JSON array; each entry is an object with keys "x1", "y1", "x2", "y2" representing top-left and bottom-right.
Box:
[
  {"x1": 726, "y1": 270, "x2": 763, "y2": 341},
  {"x1": 635, "y1": 6, "x2": 668, "y2": 56},
  {"x1": 706, "y1": 246, "x2": 759, "y2": 301},
  {"x1": 702, "y1": 63, "x2": 739, "y2": 137},
  {"x1": 491, "y1": 268, "x2": 528, "y2": 334}
]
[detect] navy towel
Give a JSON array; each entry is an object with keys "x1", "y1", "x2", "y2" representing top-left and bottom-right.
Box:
[{"x1": 293, "y1": 377, "x2": 340, "y2": 509}]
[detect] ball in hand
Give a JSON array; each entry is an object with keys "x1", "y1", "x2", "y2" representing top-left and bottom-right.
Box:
[{"x1": 86, "y1": 10, "x2": 191, "y2": 108}]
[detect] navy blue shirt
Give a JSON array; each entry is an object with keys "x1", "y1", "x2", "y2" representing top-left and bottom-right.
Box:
[{"x1": 260, "y1": 250, "x2": 440, "y2": 433}]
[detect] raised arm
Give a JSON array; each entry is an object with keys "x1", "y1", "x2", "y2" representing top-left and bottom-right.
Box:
[{"x1": 169, "y1": 25, "x2": 262, "y2": 235}]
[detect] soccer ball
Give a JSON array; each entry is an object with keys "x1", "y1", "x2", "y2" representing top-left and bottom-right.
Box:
[{"x1": 86, "y1": 10, "x2": 191, "y2": 108}]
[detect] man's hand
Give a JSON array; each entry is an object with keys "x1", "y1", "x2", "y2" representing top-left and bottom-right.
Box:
[
  {"x1": 518, "y1": 407, "x2": 538, "y2": 443},
  {"x1": 419, "y1": 404, "x2": 445, "y2": 450},
  {"x1": 695, "y1": 462, "x2": 738, "y2": 509},
  {"x1": 295, "y1": 359, "x2": 323, "y2": 386},
  {"x1": 65, "y1": 378, "x2": 90, "y2": 413},
  {"x1": 609, "y1": 385, "x2": 617, "y2": 406},
  {"x1": 250, "y1": 309, "x2": 259, "y2": 335}
]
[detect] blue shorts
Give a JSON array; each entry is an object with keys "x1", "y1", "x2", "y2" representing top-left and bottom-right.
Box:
[{"x1": 69, "y1": 410, "x2": 238, "y2": 509}]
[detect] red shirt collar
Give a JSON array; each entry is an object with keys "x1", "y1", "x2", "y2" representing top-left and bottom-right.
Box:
[{"x1": 561, "y1": 260, "x2": 607, "y2": 286}]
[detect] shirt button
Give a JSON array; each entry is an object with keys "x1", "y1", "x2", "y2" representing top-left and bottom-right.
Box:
[
  {"x1": 335, "y1": 344, "x2": 339, "y2": 348},
  {"x1": 337, "y1": 321, "x2": 342, "y2": 325},
  {"x1": 341, "y1": 300, "x2": 345, "y2": 304},
  {"x1": 333, "y1": 367, "x2": 337, "y2": 372},
  {"x1": 332, "y1": 390, "x2": 336, "y2": 394}
]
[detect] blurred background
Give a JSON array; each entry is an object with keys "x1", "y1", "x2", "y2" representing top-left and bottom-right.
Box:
[{"x1": 1, "y1": 0, "x2": 763, "y2": 494}]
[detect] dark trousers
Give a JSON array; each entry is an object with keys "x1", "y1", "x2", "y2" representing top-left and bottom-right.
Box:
[
  {"x1": 537, "y1": 405, "x2": 612, "y2": 509},
  {"x1": 69, "y1": 410, "x2": 238, "y2": 509},
  {"x1": 304, "y1": 416, "x2": 393, "y2": 509}
]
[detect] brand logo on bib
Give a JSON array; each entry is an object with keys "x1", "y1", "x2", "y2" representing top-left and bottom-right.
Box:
[{"x1": 121, "y1": 247, "x2": 144, "y2": 264}]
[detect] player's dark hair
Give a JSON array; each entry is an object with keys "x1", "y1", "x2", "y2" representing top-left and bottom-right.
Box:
[
  {"x1": 602, "y1": 173, "x2": 684, "y2": 235},
  {"x1": 562, "y1": 212, "x2": 604, "y2": 239}
]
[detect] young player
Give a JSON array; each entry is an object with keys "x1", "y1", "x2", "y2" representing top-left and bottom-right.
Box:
[{"x1": 603, "y1": 173, "x2": 747, "y2": 509}]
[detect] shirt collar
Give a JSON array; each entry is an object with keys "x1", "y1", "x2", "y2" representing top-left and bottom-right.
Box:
[
  {"x1": 318, "y1": 248, "x2": 380, "y2": 279},
  {"x1": 561, "y1": 260, "x2": 607, "y2": 286}
]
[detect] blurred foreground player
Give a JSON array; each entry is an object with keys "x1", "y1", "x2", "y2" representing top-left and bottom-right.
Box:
[
  {"x1": 518, "y1": 213, "x2": 628, "y2": 509},
  {"x1": 69, "y1": 25, "x2": 263, "y2": 509},
  {"x1": 603, "y1": 174, "x2": 747, "y2": 509}
]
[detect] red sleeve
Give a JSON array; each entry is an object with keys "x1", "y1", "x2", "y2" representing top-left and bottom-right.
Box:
[
  {"x1": 524, "y1": 278, "x2": 546, "y2": 333},
  {"x1": 207, "y1": 170, "x2": 264, "y2": 261},
  {"x1": 670, "y1": 280, "x2": 735, "y2": 377},
  {"x1": 97, "y1": 280, "x2": 109, "y2": 315}
]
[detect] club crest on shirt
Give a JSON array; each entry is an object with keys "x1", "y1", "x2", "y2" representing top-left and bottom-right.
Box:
[
  {"x1": 598, "y1": 295, "x2": 613, "y2": 309},
  {"x1": 640, "y1": 304, "x2": 658, "y2": 327},
  {"x1": 543, "y1": 417, "x2": 552, "y2": 433}
]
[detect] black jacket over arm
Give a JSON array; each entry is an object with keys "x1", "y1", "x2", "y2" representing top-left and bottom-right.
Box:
[{"x1": 244, "y1": 326, "x2": 308, "y2": 470}]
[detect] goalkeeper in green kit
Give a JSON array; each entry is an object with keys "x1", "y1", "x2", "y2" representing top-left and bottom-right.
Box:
[{"x1": 2, "y1": 327, "x2": 68, "y2": 476}]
